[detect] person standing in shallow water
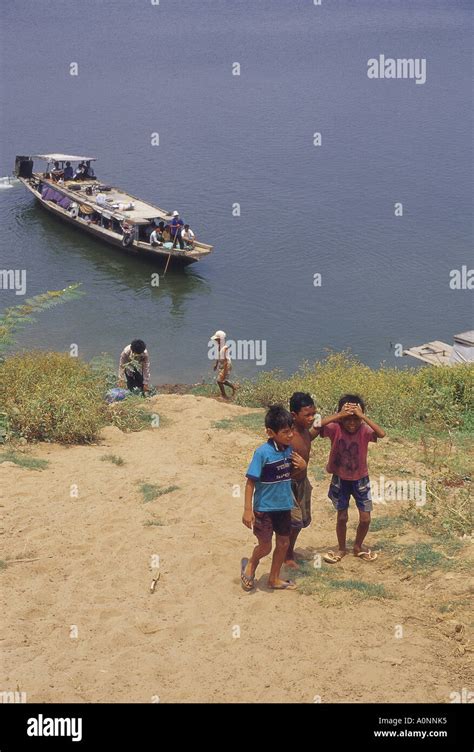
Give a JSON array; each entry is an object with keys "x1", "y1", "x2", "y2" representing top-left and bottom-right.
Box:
[{"x1": 210, "y1": 329, "x2": 237, "y2": 400}]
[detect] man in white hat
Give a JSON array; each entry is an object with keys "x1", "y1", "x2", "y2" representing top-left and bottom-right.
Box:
[
  {"x1": 211, "y1": 330, "x2": 237, "y2": 400},
  {"x1": 170, "y1": 210, "x2": 184, "y2": 249}
]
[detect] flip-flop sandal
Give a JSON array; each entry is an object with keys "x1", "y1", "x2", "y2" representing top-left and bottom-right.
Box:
[
  {"x1": 240, "y1": 558, "x2": 255, "y2": 591},
  {"x1": 270, "y1": 580, "x2": 297, "y2": 590},
  {"x1": 323, "y1": 551, "x2": 343, "y2": 564},
  {"x1": 355, "y1": 550, "x2": 378, "y2": 562}
]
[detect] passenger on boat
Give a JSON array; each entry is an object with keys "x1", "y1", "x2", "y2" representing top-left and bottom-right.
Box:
[
  {"x1": 84, "y1": 161, "x2": 96, "y2": 179},
  {"x1": 51, "y1": 161, "x2": 64, "y2": 181},
  {"x1": 118, "y1": 339, "x2": 151, "y2": 394},
  {"x1": 170, "y1": 210, "x2": 184, "y2": 249},
  {"x1": 182, "y1": 224, "x2": 195, "y2": 249},
  {"x1": 150, "y1": 222, "x2": 166, "y2": 247},
  {"x1": 63, "y1": 161, "x2": 74, "y2": 180},
  {"x1": 74, "y1": 162, "x2": 86, "y2": 180},
  {"x1": 120, "y1": 221, "x2": 135, "y2": 246}
]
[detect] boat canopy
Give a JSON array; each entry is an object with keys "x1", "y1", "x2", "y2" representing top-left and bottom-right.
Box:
[{"x1": 32, "y1": 154, "x2": 97, "y2": 162}]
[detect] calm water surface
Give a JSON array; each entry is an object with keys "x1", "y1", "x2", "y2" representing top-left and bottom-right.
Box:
[{"x1": 0, "y1": 0, "x2": 472, "y2": 382}]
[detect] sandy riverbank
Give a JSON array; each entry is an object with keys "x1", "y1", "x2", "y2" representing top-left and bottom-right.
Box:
[{"x1": 1, "y1": 395, "x2": 471, "y2": 703}]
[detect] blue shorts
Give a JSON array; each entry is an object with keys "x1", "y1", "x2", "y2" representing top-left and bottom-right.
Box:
[{"x1": 328, "y1": 475, "x2": 373, "y2": 512}]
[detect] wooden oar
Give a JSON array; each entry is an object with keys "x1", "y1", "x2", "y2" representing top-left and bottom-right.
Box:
[
  {"x1": 163, "y1": 245, "x2": 173, "y2": 276},
  {"x1": 164, "y1": 222, "x2": 180, "y2": 275}
]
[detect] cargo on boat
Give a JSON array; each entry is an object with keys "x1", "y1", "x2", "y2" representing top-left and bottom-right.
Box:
[{"x1": 14, "y1": 154, "x2": 213, "y2": 268}]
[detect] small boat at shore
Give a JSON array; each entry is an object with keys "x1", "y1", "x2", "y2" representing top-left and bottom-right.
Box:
[{"x1": 14, "y1": 154, "x2": 213, "y2": 268}]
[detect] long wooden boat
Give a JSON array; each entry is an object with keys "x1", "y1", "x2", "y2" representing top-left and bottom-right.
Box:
[{"x1": 14, "y1": 153, "x2": 213, "y2": 267}]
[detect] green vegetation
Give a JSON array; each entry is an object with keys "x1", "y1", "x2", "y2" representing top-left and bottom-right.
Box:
[
  {"x1": 377, "y1": 539, "x2": 464, "y2": 573},
  {"x1": 229, "y1": 353, "x2": 472, "y2": 539},
  {"x1": 326, "y1": 579, "x2": 388, "y2": 598},
  {"x1": 212, "y1": 412, "x2": 262, "y2": 432},
  {"x1": 398, "y1": 485, "x2": 472, "y2": 538},
  {"x1": 294, "y1": 561, "x2": 390, "y2": 600},
  {"x1": 139, "y1": 483, "x2": 179, "y2": 503},
  {"x1": 235, "y1": 353, "x2": 473, "y2": 435},
  {"x1": 0, "y1": 351, "x2": 153, "y2": 444},
  {"x1": 369, "y1": 515, "x2": 405, "y2": 532},
  {"x1": 101, "y1": 454, "x2": 125, "y2": 466},
  {"x1": 0, "y1": 450, "x2": 48, "y2": 470},
  {"x1": 190, "y1": 383, "x2": 215, "y2": 398},
  {"x1": 0, "y1": 352, "x2": 107, "y2": 443}
]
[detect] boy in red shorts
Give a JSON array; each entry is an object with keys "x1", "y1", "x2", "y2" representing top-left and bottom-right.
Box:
[{"x1": 241, "y1": 405, "x2": 306, "y2": 591}]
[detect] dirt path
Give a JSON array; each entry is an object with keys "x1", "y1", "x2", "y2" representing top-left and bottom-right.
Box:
[{"x1": 1, "y1": 395, "x2": 471, "y2": 703}]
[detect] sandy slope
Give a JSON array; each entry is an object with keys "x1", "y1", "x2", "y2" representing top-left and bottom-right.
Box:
[{"x1": 0, "y1": 395, "x2": 471, "y2": 703}]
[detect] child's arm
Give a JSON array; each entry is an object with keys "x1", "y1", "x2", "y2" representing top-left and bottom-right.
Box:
[
  {"x1": 242, "y1": 478, "x2": 255, "y2": 528},
  {"x1": 352, "y1": 404, "x2": 386, "y2": 438},
  {"x1": 310, "y1": 406, "x2": 351, "y2": 438}
]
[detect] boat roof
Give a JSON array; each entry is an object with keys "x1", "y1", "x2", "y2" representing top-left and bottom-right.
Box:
[
  {"x1": 32, "y1": 153, "x2": 97, "y2": 162},
  {"x1": 40, "y1": 177, "x2": 171, "y2": 224}
]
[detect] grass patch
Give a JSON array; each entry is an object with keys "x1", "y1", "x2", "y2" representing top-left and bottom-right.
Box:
[
  {"x1": 437, "y1": 597, "x2": 472, "y2": 614},
  {"x1": 143, "y1": 519, "x2": 164, "y2": 527},
  {"x1": 212, "y1": 419, "x2": 233, "y2": 430},
  {"x1": 212, "y1": 412, "x2": 263, "y2": 433},
  {"x1": 190, "y1": 383, "x2": 215, "y2": 398},
  {"x1": 0, "y1": 451, "x2": 48, "y2": 470},
  {"x1": 107, "y1": 395, "x2": 155, "y2": 433},
  {"x1": 370, "y1": 515, "x2": 406, "y2": 532},
  {"x1": 382, "y1": 542, "x2": 461, "y2": 573},
  {"x1": 139, "y1": 483, "x2": 179, "y2": 503},
  {"x1": 0, "y1": 560, "x2": 7, "y2": 570},
  {"x1": 294, "y1": 560, "x2": 390, "y2": 600},
  {"x1": 326, "y1": 578, "x2": 388, "y2": 598},
  {"x1": 101, "y1": 454, "x2": 125, "y2": 466},
  {"x1": 399, "y1": 486, "x2": 472, "y2": 538}
]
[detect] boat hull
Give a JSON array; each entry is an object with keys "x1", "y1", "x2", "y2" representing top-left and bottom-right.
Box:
[{"x1": 19, "y1": 178, "x2": 209, "y2": 268}]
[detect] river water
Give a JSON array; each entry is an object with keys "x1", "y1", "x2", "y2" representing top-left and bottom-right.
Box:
[{"x1": 0, "y1": 0, "x2": 472, "y2": 382}]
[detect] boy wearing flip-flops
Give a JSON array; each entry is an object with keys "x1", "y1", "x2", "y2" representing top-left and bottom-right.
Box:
[
  {"x1": 241, "y1": 405, "x2": 306, "y2": 591},
  {"x1": 314, "y1": 394, "x2": 385, "y2": 564}
]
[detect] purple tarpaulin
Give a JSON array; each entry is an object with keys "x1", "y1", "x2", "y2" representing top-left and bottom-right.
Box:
[{"x1": 41, "y1": 185, "x2": 72, "y2": 210}]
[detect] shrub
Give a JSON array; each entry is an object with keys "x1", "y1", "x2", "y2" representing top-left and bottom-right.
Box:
[
  {"x1": 235, "y1": 353, "x2": 473, "y2": 433},
  {"x1": 0, "y1": 351, "x2": 106, "y2": 443}
]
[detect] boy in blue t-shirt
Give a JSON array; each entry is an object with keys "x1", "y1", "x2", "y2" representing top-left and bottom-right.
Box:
[{"x1": 241, "y1": 405, "x2": 307, "y2": 591}]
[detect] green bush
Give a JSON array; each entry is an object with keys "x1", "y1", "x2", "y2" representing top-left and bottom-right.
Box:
[
  {"x1": 235, "y1": 353, "x2": 473, "y2": 433},
  {"x1": 0, "y1": 351, "x2": 106, "y2": 443},
  {"x1": 0, "y1": 351, "x2": 156, "y2": 444}
]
